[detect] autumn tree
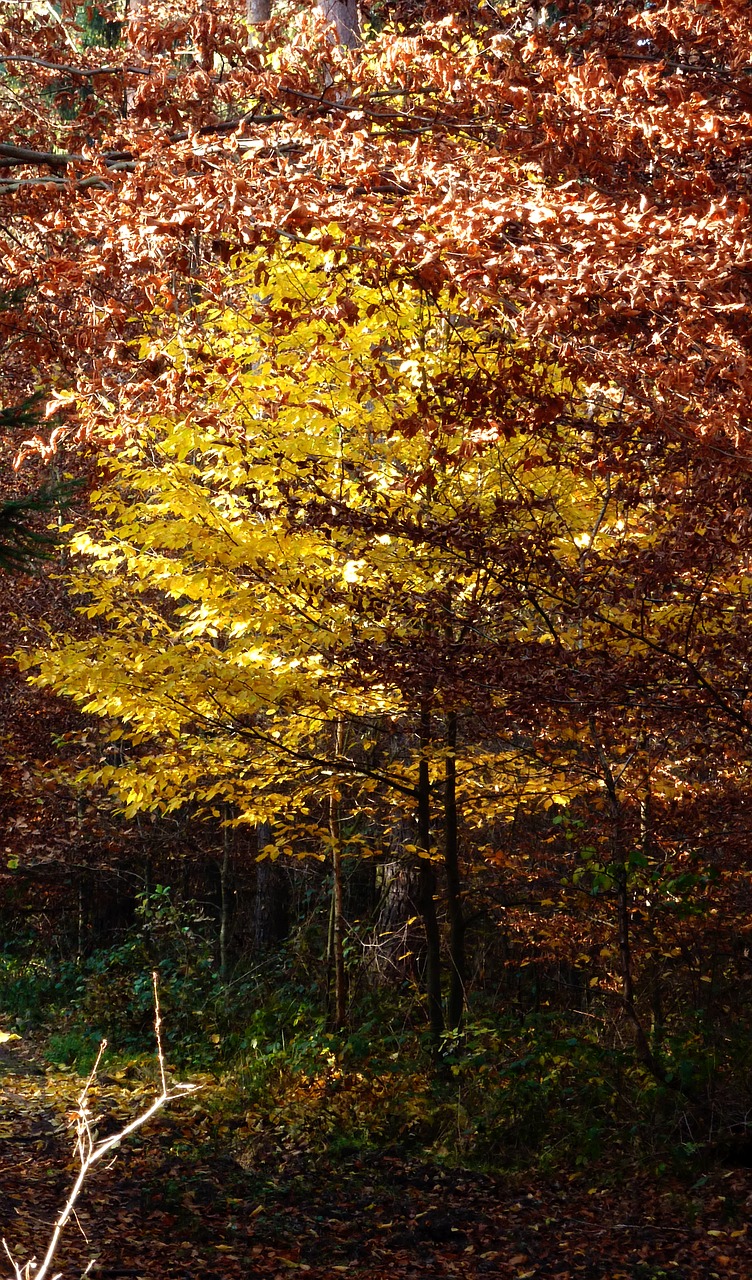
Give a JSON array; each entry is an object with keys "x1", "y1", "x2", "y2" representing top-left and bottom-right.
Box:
[
  {"x1": 22, "y1": 238, "x2": 603, "y2": 1033},
  {"x1": 6, "y1": 0, "x2": 752, "y2": 1094},
  {"x1": 24, "y1": 240, "x2": 752, "y2": 1062}
]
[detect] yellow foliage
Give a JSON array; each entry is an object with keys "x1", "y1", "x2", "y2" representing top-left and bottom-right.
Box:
[{"x1": 21, "y1": 241, "x2": 620, "y2": 840}]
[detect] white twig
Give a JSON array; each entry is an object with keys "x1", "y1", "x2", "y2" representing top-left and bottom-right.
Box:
[
  {"x1": 70, "y1": 1206, "x2": 88, "y2": 1245},
  {"x1": 7, "y1": 975, "x2": 198, "y2": 1280},
  {"x1": 2, "y1": 1237, "x2": 22, "y2": 1280},
  {"x1": 152, "y1": 970, "x2": 167, "y2": 1097},
  {"x1": 80, "y1": 1040, "x2": 107, "y2": 1104}
]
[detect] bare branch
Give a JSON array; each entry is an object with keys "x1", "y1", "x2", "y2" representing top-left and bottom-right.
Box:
[
  {"x1": 152, "y1": 970, "x2": 167, "y2": 1096},
  {"x1": 0, "y1": 143, "x2": 134, "y2": 171},
  {"x1": 0, "y1": 54, "x2": 152, "y2": 77},
  {"x1": 5, "y1": 977, "x2": 198, "y2": 1280},
  {"x1": 0, "y1": 175, "x2": 114, "y2": 195},
  {"x1": 0, "y1": 144, "x2": 70, "y2": 170}
]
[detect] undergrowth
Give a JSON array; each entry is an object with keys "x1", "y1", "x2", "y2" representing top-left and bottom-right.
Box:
[{"x1": 1, "y1": 888, "x2": 750, "y2": 1178}]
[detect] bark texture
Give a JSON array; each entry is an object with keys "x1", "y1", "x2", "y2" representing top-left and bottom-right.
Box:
[
  {"x1": 247, "y1": 0, "x2": 272, "y2": 21},
  {"x1": 371, "y1": 859, "x2": 423, "y2": 982},
  {"x1": 318, "y1": 0, "x2": 361, "y2": 49},
  {"x1": 254, "y1": 823, "x2": 289, "y2": 951}
]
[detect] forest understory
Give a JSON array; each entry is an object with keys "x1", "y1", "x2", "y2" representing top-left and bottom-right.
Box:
[
  {"x1": 1, "y1": 1028, "x2": 752, "y2": 1280},
  {"x1": 5, "y1": 0, "x2": 752, "y2": 1275}
]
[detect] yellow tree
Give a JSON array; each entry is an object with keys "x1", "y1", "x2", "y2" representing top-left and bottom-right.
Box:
[{"x1": 22, "y1": 238, "x2": 610, "y2": 1034}]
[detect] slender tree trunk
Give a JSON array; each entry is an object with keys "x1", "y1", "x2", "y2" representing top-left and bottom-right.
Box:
[
  {"x1": 77, "y1": 877, "x2": 86, "y2": 962},
  {"x1": 329, "y1": 718, "x2": 347, "y2": 1029},
  {"x1": 254, "y1": 823, "x2": 289, "y2": 951},
  {"x1": 219, "y1": 807, "x2": 231, "y2": 980},
  {"x1": 417, "y1": 698, "x2": 443, "y2": 1043},
  {"x1": 125, "y1": 0, "x2": 145, "y2": 115},
  {"x1": 124, "y1": 0, "x2": 151, "y2": 61},
  {"x1": 75, "y1": 794, "x2": 86, "y2": 960},
  {"x1": 590, "y1": 722, "x2": 673, "y2": 1087},
  {"x1": 638, "y1": 736, "x2": 664, "y2": 1051},
  {"x1": 611, "y1": 788, "x2": 660, "y2": 1071},
  {"x1": 444, "y1": 711, "x2": 465, "y2": 1031},
  {"x1": 318, "y1": 0, "x2": 360, "y2": 49},
  {"x1": 126, "y1": 0, "x2": 143, "y2": 38}
]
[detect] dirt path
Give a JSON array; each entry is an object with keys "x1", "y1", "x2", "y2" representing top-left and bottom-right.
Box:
[{"x1": 1, "y1": 1037, "x2": 751, "y2": 1280}]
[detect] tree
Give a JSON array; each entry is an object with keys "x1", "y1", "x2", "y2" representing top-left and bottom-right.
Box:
[
  {"x1": 4, "y1": 0, "x2": 751, "y2": 503},
  {"x1": 22, "y1": 238, "x2": 595, "y2": 1033},
  {"x1": 8, "y1": 0, "x2": 752, "y2": 1088},
  {"x1": 0, "y1": 478, "x2": 69, "y2": 572}
]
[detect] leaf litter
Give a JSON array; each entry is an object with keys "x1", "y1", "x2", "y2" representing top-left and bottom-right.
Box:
[{"x1": 1, "y1": 1034, "x2": 751, "y2": 1280}]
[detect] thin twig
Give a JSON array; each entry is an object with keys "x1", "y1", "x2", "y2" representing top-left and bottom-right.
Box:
[
  {"x1": 80, "y1": 1038, "x2": 107, "y2": 1103},
  {"x1": 152, "y1": 969, "x2": 167, "y2": 1096},
  {"x1": 6, "y1": 976, "x2": 197, "y2": 1280},
  {"x1": 2, "y1": 1237, "x2": 22, "y2": 1280}
]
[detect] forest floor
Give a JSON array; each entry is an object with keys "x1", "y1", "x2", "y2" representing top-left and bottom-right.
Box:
[{"x1": 0, "y1": 1033, "x2": 750, "y2": 1280}]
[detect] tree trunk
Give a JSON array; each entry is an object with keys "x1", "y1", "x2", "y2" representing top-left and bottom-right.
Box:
[
  {"x1": 247, "y1": 0, "x2": 272, "y2": 21},
  {"x1": 444, "y1": 711, "x2": 465, "y2": 1031},
  {"x1": 219, "y1": 809, "x2": 231, "y2": 980},
  {"x1": 318, "y1": 0, "x2": 360, "y2": 49},
  {"x1": 418, "y1": 698, "x2": 444, "y2": 1043},
  {"x1": 76, "y1": 876, "x2": 86, "y2": 962},
  {"x1": 126, "y1": 0, "x2": 143, "y2": 37},
  {"x1": 254, "y1": 823, "x2": 289, "y2": 951},
  {"x1": 125, "y1": 0, "x2": 145, "y2": 115},
  {"x1": 637, "y1": 731, "x2": 664, "y2": 1052},
  {"x1": 591, "y1": 721, "x2": 673, "y2": 1087},
  {"x1": 329, "y1": 718, "x2": 347, "y2": 1029},
  {"x1": 370, "y1": 854, "x2": 422, "y2": 981}
]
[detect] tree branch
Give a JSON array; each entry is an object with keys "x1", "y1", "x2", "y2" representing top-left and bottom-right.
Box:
[
  {"x1": 0, "y1": 143, "x2": 134, "y2": 170},
  {"x1": 1, "y1": 973, "x2": 197, "y2": 1280},
  {"x1": 0, "y1": 54, "x2": 152, "y2": 76}
]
